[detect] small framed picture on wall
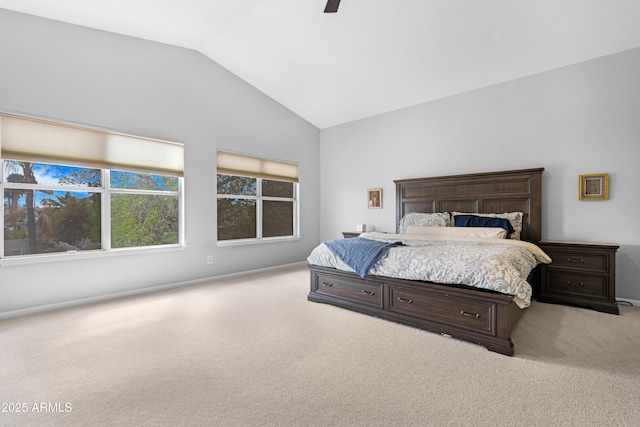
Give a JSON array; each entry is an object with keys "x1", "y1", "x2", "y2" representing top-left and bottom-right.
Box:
[
  {"x1": 368, "y1": 188, "x2": 382, "y2": 209},
  {"x1": 578, "y1": 173, "x2": 608, "y2": 200}
]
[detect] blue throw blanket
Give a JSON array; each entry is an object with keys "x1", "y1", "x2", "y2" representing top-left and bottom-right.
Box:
[{"x1": 323, "y1": 237, "x2": 404, "y2": 278}]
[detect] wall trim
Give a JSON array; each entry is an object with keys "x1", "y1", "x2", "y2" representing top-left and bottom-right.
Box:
[{"x1": 0, "y1": 261, "x2": 308, "y2": 320}]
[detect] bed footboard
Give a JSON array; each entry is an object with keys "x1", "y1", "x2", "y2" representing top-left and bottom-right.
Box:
[{"x1": 308, "y1": 265, "x2": 524, "y2": 356}]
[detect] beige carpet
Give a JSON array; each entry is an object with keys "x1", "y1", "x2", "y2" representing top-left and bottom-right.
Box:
[{"x1": 1, "y1": 265, "x2": 639, "y2": 426}]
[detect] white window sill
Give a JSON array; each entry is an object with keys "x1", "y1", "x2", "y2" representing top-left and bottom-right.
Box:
[
  {"x1": 0, "y1": 244, "x2": 186, "y2": 267},
  {"x1": 217, "y1": 236, "x2": 301, "y2": 247}
]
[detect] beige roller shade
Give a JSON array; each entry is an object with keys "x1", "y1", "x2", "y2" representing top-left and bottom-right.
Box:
[
  {"x1": 0, "y1": 114, "x2": 184, "y2": 176},
  {"x1": 217, "y1": 151, "x2": 298, "y2": 182}
]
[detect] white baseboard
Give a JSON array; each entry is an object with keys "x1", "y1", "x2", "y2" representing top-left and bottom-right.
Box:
[{"x1": 0, "y1": 261, "x2": 308, "y2": 320}]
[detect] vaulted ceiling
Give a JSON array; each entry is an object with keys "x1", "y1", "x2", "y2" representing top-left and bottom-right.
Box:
[{"x1": 1, "y1": 1, "x2": 640, "y2": 128}]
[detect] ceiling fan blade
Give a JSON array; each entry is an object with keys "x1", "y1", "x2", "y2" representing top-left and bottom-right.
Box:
[{"x1": 324, "y1": 0, "x2": 340, "y2": 13}]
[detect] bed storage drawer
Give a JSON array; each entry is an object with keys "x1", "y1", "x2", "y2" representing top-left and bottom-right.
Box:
[
  {"x1": 388, "y1": 286, "x2": 496, "y2": 336},
  {"x1": 313, "y1": 273, "x2": 383, "y2": 308}
]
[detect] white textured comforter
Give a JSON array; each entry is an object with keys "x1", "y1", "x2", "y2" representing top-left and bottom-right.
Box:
[{"x1": 307, "y1": 232, "x2": 551, "y2": 308}]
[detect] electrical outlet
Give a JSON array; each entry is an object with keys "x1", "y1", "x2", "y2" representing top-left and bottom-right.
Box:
[{"x1": 207, "y1": 255, "x2": 213, "y2": 264}]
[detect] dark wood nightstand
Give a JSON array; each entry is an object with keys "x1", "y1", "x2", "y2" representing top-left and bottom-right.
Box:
[
  {"x1": 537, "y1": 240, "x2": 619, "y2": 314},
  {"x1": 342, "y1": 231, "x2": 361, "y2": 238}
]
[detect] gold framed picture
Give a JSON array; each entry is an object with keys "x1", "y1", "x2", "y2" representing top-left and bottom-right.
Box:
[
  {"x1": 367, "y1": 188, "x2": 382, "y2": 209},
  {"x1": 579, "y1": 173, "x2": 608, "y2": 200}
]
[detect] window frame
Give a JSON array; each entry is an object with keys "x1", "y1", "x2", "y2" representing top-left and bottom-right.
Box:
[
  {"x1": 0, "y1": 112, "x2": 185, "y2": 265},
  {"x1": 1, "y1": 161, "x2": 185, "y2": 266},
  {"x1": 216, "y1": 173, "x2": 300, "y2": 246},
  {"x1": 105, "y1": 169, "x2": 184, "y2": 251}
]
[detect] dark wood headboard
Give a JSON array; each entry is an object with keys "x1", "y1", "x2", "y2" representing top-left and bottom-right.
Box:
[{"x1": 394, "y1": 168, "x2": 544, "y2": 242}]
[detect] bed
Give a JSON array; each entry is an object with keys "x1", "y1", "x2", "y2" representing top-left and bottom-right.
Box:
[{"x1": 307, "y1": 168, "x2": 546, "y2": 356}]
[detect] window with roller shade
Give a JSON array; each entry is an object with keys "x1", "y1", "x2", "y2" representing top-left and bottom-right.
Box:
[
  {"x1": 216, "y1": 151, "x2": 299, "y2": 242},
  {"x1": 0, "y1": 114, "x2": 184, "y2": 259}
]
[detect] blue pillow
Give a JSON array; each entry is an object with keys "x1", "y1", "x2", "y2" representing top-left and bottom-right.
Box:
[{"x1": 454, "y1": 214, "x2": 515, "y2": 236}]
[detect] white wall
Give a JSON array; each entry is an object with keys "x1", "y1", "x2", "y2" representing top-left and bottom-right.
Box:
[
  {"x1": 2, "y1": 8, "x2": 639, "y2": 314},
  {"x1": 0, "y1": 9, "x2": 321, "y2": 316},
  {"x1": 320, "y1": 47, "x2": 640, "y2": 302}
]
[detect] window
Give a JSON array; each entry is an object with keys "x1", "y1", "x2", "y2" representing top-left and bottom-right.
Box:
[
  {"x1": 110, "y1": 170, "x2": 181, "y2": 249},
  {"x1": 216, "y1": 151, "x2": 298, "y2": 242},
  {"x1": 0, "y1": 114, "x2": 184, "y2": 260},
  {"x1": 3, "y1": 162, "x2": 102, "y2": 256}
]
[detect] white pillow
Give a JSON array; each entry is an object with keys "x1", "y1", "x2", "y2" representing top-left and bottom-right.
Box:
[
  {"x1": 398, "y1": 212, "x2": 450, "y2": 234},
  {"x1": 405, "y1": 226, "x2": 507, "y2": 239}
]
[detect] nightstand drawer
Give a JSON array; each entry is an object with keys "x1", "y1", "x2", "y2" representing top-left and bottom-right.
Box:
[
  {"x1": 545, "y1": 251, "x2": 607, "y2": 273},
  {"x1": 545, "y1": 270, "x2": 607, "y2": 299},
  {"x1": 538, "y1": 240, "x2": 619, "y2": 314},
  {"x1": 342, "y1": 231, "x2": 361, "y2": 238}
]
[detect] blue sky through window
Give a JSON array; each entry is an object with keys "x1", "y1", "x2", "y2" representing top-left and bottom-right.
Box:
[
  {"x1": 4, "y1": 161, "x2": 178, "y2": 207},
  {"x1": 3, "y1": 162, "x2": 100, "y2": 186}
]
